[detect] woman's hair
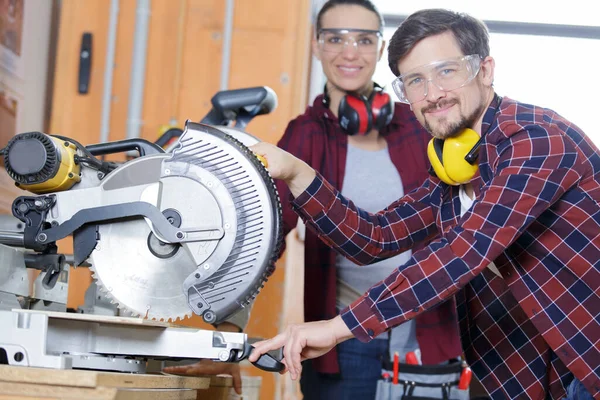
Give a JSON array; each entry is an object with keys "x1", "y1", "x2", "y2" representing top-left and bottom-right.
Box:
[
  {"x1": 387, "y1": 9, "x2": 490, "y2": 76},
  {"x1": 315, "y1": 0, "x2": 384, "y2": 33}
]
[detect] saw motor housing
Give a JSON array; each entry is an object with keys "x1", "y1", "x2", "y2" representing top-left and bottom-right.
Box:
[{"x1": 4, "y1": 132, "x2": 82, "y2": 194}]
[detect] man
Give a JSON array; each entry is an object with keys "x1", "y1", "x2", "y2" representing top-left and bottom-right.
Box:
[{"x1": 248, "y1": 8, "x2": 600, "y2": 400}]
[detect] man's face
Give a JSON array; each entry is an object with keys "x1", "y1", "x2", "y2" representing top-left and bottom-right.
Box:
[
  {"x1": 313, "y1": 5, "x2": 384, "y2": 94},
  {"x1": 397, "y1": 32, "x2": 494, "y2": 139}
]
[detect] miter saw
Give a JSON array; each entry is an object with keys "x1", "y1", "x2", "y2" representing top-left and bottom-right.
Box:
[{"x1": 0, "y1": 87, "x2": 285, "y2": 373}]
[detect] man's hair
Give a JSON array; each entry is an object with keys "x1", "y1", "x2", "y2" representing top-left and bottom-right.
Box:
[
  {"x1": 388, "y1": 9, "x2": 490, "y2": 76},
  {"x1": 315, "y1": 0, "x2": 384, "y2": 33}
]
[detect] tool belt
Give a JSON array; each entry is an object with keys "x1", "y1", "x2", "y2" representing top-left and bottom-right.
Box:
[{"x1": 376, "y1": 359, "x2": 469, "y2": 400}]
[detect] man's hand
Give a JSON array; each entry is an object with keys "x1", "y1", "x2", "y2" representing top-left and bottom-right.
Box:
[
  {"x1": 163, "y1": 360, "x2": 242, "y2": 395},
  {"x1": 250, "y1": 142, "x2": 316, "y2": 197},
  {"x1": 248, "y1": 315, "x2": 354, "y2": 380}
]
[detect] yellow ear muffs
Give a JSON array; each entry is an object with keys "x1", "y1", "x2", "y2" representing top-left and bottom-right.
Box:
[{"x1": 427, "y1": 128, "x2": 481, "y2": 185}]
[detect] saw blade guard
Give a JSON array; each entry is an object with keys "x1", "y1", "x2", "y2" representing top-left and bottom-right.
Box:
[{"x1": 87, "y1": 122, "x2": 283, "y2": 323}]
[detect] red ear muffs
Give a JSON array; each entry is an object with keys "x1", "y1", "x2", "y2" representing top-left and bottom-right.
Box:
[
  {"x1": 338, "y1": 94, "x2": 372, "y2": 136},
  {"x1": 331, "y1": 83, "x2": 394, "y2": 136},
  {"x1": 369, "y1": 90, "x2": 394, "y2": 131}
]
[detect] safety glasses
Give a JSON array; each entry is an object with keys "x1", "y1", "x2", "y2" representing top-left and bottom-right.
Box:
[
  {"x1": 391, "y1": 55, "x2": 482, "y2": 104},
  {"x1": 317, "y1": 28, "x2": 383, "y2": 55}
]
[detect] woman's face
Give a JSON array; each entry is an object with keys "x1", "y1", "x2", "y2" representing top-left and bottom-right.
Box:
[{"x1": 313, "y1": 5, "x2": 384, "y2": 93}]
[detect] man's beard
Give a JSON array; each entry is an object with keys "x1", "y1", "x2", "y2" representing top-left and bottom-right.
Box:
[{"x1": 422, "y1": 99, "x2": 484, "y2": 139}]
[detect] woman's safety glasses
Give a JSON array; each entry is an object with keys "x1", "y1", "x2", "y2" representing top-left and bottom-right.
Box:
[{"x1": 317, "y1": 28, "x2": 383, "y2": 55}]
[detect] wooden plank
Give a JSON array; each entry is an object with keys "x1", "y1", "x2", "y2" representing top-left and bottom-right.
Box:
[
  {"x1": 12, "y1": 309, "x2": 176, "y2": 327},
  {"x1": 113, "y1": 388, "x2": 197, "y2": 400},
  {"x1": 0, "y1": 383, "x2": 198, "y2": 400},
  {"x1": 0, "y1": 365, "x2": 210, "y2": 390},
  {"x1": 0, "y1": 383, "x2": 118, "y2": 400}
]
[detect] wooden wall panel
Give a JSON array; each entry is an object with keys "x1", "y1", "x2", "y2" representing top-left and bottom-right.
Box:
[
  {"x1": 231, "y1": 0, "x2": 312, "y2": 141},
  {"x1": 106, "y1": 1, "x2": 136, "y2": 144},
  {"x1": 177, "y1": 1, "x2": 225, "y2": 125},
  {"x1": 233, "y1": 0, "x2": 290, "y2": 31},
  {"x1": 138, "y1": 0, "x2": 186, "y2": 142},
  {"x1": 228, "y1": 30, "x2": 291, "y2": 138},
  {"x1": 49, "y1": 0, "x2": 109, "y2": 142},
  {"x1": 48, "y1": 0, "x2": 312, "y2": 398}
]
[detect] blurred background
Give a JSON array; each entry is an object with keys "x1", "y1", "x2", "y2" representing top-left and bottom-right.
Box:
[{"x1": 0, "y1": 1, "x2": 598, "y2": 398}]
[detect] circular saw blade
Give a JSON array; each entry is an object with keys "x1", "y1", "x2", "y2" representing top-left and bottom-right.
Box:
[
  {"x1": 88, "y1": 156, "x2": 227, "y2": 321},
  {"x1": 89, "y1": 217, "x2": 195, "y2": 321}
]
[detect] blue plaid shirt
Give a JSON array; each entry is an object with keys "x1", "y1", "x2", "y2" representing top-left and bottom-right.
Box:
[{"x1": 291, "y1": 95, "x2": 600, "y2": 399}]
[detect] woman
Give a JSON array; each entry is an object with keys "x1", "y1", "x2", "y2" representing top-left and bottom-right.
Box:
[{"x1": 276, "y1": 1, "x2": 463, "y2": 398}]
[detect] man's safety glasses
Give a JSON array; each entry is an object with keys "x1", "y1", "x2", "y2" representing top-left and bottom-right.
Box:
[
  {"x1": 391, "y1": 54, "x2": 482, "y2": 104},
  {"x1": 317, "y1": 29, "x2": 383, "y2": 54}
]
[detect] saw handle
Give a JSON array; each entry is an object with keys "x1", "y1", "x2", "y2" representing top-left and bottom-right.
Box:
[
  {"x1": 242, "y1": 343, "x2": 285, "y2": 373},
  {"x1": 86, "y1": 138, "x2": 164, "y2": 157}
]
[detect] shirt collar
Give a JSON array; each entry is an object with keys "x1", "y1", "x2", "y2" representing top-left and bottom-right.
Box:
[
  {"x1": 481, "y1": 93, "x2": 502, "y2": 135},
  {"x1": 312, "y1": 94, "x2": 336, "y2": 120}
]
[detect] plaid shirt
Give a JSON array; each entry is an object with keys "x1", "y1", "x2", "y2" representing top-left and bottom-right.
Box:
[
  {"x1": 276, "y1": 95, "x2": 463, "y2": 374},
  {"x1": 291, "y1": 95, "x2": 600, "y2": 399}
]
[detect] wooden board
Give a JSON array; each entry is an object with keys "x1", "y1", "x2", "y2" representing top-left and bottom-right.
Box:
[
  {"x1": 0, "y1": 366, "x2": 239, "y2": 400},
  {"x1": 0, "y1": 395, "x2": 59, "y2": 400},
  {"x1": 12, "y1": 309, "x2": 179, "y2": 328},
  {"x1": 0, "y1": 383, "x2": 197, "y2": 400},
  {"x1": 0, "y1": 365, "x2": 210, "y2": 389}
]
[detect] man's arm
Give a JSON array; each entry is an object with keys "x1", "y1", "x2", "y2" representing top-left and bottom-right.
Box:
[
  {"x1": 292, "y1": 172, "x2": 439, "y2": 265},
  {"x1": 250, "y1": 141, "x2": 438, "y2": 264},
  {"x1": 340, "y1": 127, "x2": 585, "y2": 341},
  {"x1": 248, "y1": 127, "x2": 586, "y2": 378}
]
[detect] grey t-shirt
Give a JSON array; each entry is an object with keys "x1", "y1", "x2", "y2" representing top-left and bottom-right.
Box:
[{"x1": 336, "y1": 144, "x2": 418, "y2": 358}]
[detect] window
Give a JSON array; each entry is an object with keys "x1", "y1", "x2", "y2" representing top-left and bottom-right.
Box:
[{"x1": 372, "y1": 1, "x2": 600, "y2": 145}]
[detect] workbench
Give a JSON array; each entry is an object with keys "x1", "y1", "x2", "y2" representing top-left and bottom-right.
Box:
[{"x1": 0, "y1": 365, "x2": 243, "y2": 399}]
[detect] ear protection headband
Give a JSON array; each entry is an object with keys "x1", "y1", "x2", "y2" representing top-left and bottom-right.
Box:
[
  {"x1": 427, "y1": 129, "x2": 482, "y2": 185},
  {"x1": 323, "y1": 83, "x2": 394, "y2": 136},
  {"x1": 427, "y1": 95, "x2": 502, "y2": 186}
]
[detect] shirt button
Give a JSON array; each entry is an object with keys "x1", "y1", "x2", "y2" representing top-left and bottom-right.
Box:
[
  {"x1": 413, "y1": 307, "x2": 419, "y2": 313},
  {"x1": 367, "y1": 329, "x2": 374, "y2": 337}
]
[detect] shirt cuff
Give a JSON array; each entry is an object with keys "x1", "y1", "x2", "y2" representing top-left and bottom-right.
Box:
[
  {"x1": 291, "y1": 172, "x2": 338, "y2": 221},
  {"x1": 340, "y1": 295, "x2": 388, "y2": 343}
]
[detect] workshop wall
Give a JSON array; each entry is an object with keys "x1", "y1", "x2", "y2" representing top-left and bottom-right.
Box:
[
  {"x1": 47, "y1": 0, "x2": 312, "y2": 398},
  {"x1": 0, "y1": 0, "x2": 56, "y2": 212}
]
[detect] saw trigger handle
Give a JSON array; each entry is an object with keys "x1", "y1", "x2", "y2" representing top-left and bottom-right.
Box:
[{"x1": 242, "y1": 342, "x2": 285, "y2": 373}]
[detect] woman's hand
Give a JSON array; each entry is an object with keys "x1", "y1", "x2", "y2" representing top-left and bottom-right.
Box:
[
  {"x1": 163, "y1": 360, "x2": 242, "y2": 395},
  {"x1": 248, "y1": 316, "x2": 354, "y2": 380},
  {"x1": 163, "y1": 322, "x2": 243, "y2": 394},
  {"x1": 250, "y1": 142, "x2": 316, "y2": 197}
]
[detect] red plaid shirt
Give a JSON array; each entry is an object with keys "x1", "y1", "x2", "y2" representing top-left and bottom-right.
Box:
[
  {"x1": 291, "y1": 95, "x2": 600, "y2": 399},
  {"x1": 276, "y1": 95, "x2": 463, "y2": 374}
]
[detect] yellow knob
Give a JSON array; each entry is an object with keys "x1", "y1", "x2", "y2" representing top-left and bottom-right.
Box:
[{"x1": 256, "y1": 154, "x2": 268, "y2": 168}]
